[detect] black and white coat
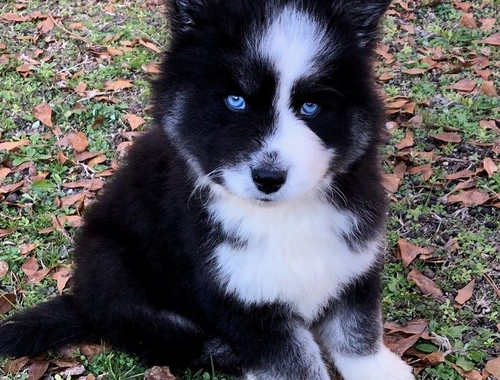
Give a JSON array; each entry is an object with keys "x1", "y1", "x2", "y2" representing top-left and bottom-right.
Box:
[{"x1": 0, "y1": 1, "x2": 414, "y2": 379}]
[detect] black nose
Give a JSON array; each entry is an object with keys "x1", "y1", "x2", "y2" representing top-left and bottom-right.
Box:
[{"x1": 252, "y1": 168, "x2": 287, "y2": 194}]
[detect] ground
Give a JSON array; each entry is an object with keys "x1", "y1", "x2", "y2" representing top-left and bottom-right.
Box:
[{"x1": 0, "y1": 0, "x2": 499, "y2": 379}]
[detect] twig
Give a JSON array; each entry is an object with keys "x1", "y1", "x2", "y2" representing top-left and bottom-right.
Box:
[
  {"x1": 484, "y1": 274, "x2": 500, "y2": 299},
  {"x1": 49, "y1": 14, "x2": 92, "y2": 45}
]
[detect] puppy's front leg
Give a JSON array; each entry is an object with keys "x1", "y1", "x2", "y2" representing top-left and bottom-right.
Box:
[
  {"x1": 314, "y1": 272, "x2": 414, "y2": 380},
  {"x1": 241, "y1": 324, "x2": 329, "y2": 380}
]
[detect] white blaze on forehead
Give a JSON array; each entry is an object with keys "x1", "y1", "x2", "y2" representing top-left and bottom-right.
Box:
[
  {"x1": 257, "y1": 6, "x2": 329, "y2": 91},
  {"x1": 249, "y1": 7, "x2": 334, "y2": 200}
]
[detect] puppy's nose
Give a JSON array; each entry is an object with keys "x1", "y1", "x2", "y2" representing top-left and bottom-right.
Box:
[{"x1": 252, "y1": 168, "x2": 287, "y2": 194}]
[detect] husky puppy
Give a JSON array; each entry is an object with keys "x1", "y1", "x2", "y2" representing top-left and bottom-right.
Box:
[{"x1": 0, "y1": 0, "x2": 414, "y2": 379}]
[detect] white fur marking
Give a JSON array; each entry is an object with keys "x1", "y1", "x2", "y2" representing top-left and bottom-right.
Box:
[
  {"x1": 334, "y1": 345, "x2": 415, "y2": 380},
  {"x1": 210, "y1": 192, "x2": 380, "y2": 322}
]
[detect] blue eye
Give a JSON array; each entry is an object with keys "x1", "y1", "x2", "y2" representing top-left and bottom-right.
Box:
[
  {"x1": 300, "y1": 102, "x2": 319, "y2": 116},
  {"x1": 225, "y1": 95, "x2": 246, "y2": 111}
]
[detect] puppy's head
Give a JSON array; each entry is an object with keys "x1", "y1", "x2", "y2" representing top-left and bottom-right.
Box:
[{"x1": 156, "y1": 0, "x2": 390, "y2": 204}]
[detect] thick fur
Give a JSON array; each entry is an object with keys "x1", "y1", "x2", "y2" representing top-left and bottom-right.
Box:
[{"x1": 0, "y1": 1, "x2": 414, "y2": 379}]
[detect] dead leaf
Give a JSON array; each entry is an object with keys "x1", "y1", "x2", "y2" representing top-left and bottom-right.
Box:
[
  {"x1": 1, "y1": 13, "x2": 30, "y2": 22},
  {"x1": 80, "y1": 343, "x2": 109, "y2": 357},
  {"x1": 409, "y1": 115, "x2": 423, "y2": 128},
  {"x1": 33, "y1": 103, "x2": 53, "y2": 127},
  {"x1": 19, "y1": 243, "x2": 37, "y2": 255},
  {"x1": 395, "y1": 131, "x2": 414, "y2": 150},
  {"x1": 124, "y1": 114, "x2": 146, "y2": 131},
  {"x1": 69, "y1": 132, "x2": 89, "y2": 153},
  {"x1": 385, "y1": 333, "x2": 421, "y2": 356},
  {"x1": 144, "y1": 366, "x2": 177, "y2": 380},
  {"x1": 480, "y1": 81, "x2": 498, "y2": 97},
  {"x1": 56, "y1": 215, "x2": 84, "y2": 228},
  {"x1": 384, "y1": 319, "x2": 429, "y2": 335},
  {"x1": 382, "y1": 173, "x2": 400, "y2": 193},
  {"x1": 107, "y1": 47, "x2": 123, "y2": 56},
  {"x1": 37, "y1": 17, "x2": 54, "y2": 33},
  {"x1": 482, "y1": 157, "x2": 498, "y2": 177},
  {"x1": 404, "y1": 68, "x2": 426, "y2": 75},
  {"x1": 447, "y1": 190, "x2": 489, "y2": 206},
  {"x1": 420, "y1": 351, "x2": 446, "y2": 366},
  {"x1": 0, "y1": 228, "x2": 14, "y2": 238},
  {"x1": 0, "y1": 260, "x2": 9, "y2": 278},
  {"x1": 0, "y1": 293, "x2": 16, "y2": 314},
  {"x1": 57, "y1": 150, "x2": 69, "y2": 164},
  {"x1": 104, "y1": 79, "x2": 133, "y2": 91},
  {"x1": 21, "y1": 256, "x2": 52, "y2": 283},
  {"x1": 138, "y1": 39, "x2": 162, "y2": 54},
  {"x1": 87, "y1": 154, "x2": 107, "y2": 168},
  {"x1": 455, "y1": 278, "x2": 475, "y2": 305},
  {"x1": 142, "y1": 62, "x2": 161, "y2": 75},
  {"x1": 453, "y1": 0, "x2": 472, "y2": 12},
  {"x1": 446, "y1": 169, "x2": 475, "y2": 180},
  {"x1": 0, "y1": 167, "x2": 10, "y2": 183},
  {"x1": 478, "y1": 33, "x2": 500, "y2": 46},
  {"x1": 398, "y1": 239, "x2": 435, "y2": 267},
  {"x1": 59, "y1": 364, "x2": 85, "y2": 377},
  {"x1": 3, "y1": 356, "x2": 30, "y2": 373},
  {"x1": 27, "y1": 360, "x2": 49, "y2": 380},
  {"x1": 485, "y1": 357, "x2": 500, "y2": 379},
  {"x1": 0, "y1": 140, "x2": 30, "y2": 151},
  {"x1": 62, "y1": 179, "x2": 104, "y2": 191},
  {"x1": 460, "y1": 13, "x2": 477, "y2": 29},
  {"x1": 51, "y1": 267, "x2": 73, "y2": 294},
  {"x1": 408, "y1": 268, "x2": 444, "y2": 300},
  {"x1": 446, "y1": 79, "x2": 477, "y2": 92},
  {"x1": 480, "y1": 18, "x2": 496, "y2": 31},
  {"x1": 480, "y1": 120, "x2": 498, "y2": 130},
  {"x1": 451, "y1": 363, "x2": 482, "y2": 380},
  {"x1": 430, "y1": 133, "x2": 462, "y2": 143}
]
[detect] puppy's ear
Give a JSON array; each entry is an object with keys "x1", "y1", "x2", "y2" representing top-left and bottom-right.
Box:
[
  {"x1": 168, "y1": 0, "x2": 216, "y2": 31},
  {"x1": 338, "y1": 0, "x2": 391, "y2": 48}
]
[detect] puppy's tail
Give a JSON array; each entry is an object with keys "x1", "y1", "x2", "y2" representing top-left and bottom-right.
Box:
[{"x1": 0, "y1": 294, "x2": 91, "y2": 358}]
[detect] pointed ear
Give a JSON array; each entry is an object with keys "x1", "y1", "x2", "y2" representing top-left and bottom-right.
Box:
[
  {"x1": 340, "y1": 0, "x2": 391, "y2": 48},
  {"x1": 167, "y1": 0, "x2": 215, "y2": 31}
]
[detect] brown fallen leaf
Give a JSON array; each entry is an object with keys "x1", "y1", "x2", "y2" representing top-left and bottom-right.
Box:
[
  {"x1": 56, "y1": 215, "x2": 84, "y2": 228},
  {"x1": 446, "y1": 169, "x2": 475, "y2": 180},
  {"x1": 0, "y1": 260, "x2": 9, "y2": 278},
  {"x1": 124, "y1": 114, "x2": 146, "y2": 131},
  {"x1": 453, "y1": 0, "x2": 472, "y2": 12},
  {"x1": 0, "y1": 140, "x2": 30, "y2": 151},
  {"x1": 69, "y1": 132, "x2": 89, "y2": 153},
  {"x1": 485, "y1": 357, "x2": 500, "y2": 379},
  {"x1": 480, "y1": 18, "x2": 496, "y2": 31},
  {"x1": 33, "y1": 103, "x2": 53, "y2": 127},
  {"x1": 403, "y1": 68, "x2": 426, "y2": 75},
  {"x1": 447, "y1": 190, "x2": 489, "y2": 206},
  {"x1": 398, "y1": 239, "x2": 435, "y2": 267},
  {"x1": 385, "y1": 333, "x2": 421, "y2": 356},
  {"x1": 62, "y1": 179, "x2": 104, "y2": 191},
  {"x1": 0, "y1": 293, "x2": 16, "y2": 314},
  {"x1": 59, "y1": 364, "x2": 85, "y2": 377},
  {"x1": 1, "y1": 13, "x2": 30, "y2": 22},
  {"x1": 460, "y1": 13, "x2": 477, "y2": 29},
  {"x1": 382, "y1": 173, "x2": 400, "y2": 193},
  {"x1": 138, "y1": 38, "x2": 162, "y2": 54},
  {"x1": 395, "y1": 131, "x2": 414, "y2": 150},
  {"x1": 446, "y1": 79, "x2": 477, "y2": 92},
  {"x1": 481, "y1": 81, "x2": 498, "y2": 97},
  {"x1": 37, "y1": 17, "x2": 54, "y2": 33},
  {"x1": 0, "y1": 228, "x2": 14, "y2": 238},
  {"x1": 482, "y1": 157, "x2": 498, "y2": 177},
  {"x1": 21, "y1": 257, "x2": 52, "y2": 284},
  {"x1": 19, "y1": 243, "x2": 37, "y2": 255},
  {"x1": 3, "y1": 356, "x2": 30, "y2": 373},
  {"x1": 80, "y1": 343, "x2": 109, "y2": 357},
  {"x1": 27, "y1": 360, "x2": 49, "y2": 380},
  {"x1": 408, "y1": 268, "x2": 444, "y2": 300},
  {"x1": 451, "y1": 363, "x2": 482, "y2": 380},
  {"x1": 51, "y1": 267, "x2": 73, "y2": 294},
  {"x1": 104, "y1": 79, "x2": 134, "y2": 91},
  {"x1": 478, "y1": 33, "x2": 500, "y2": 46},
  {"x1": 0, "y1": 167, "x2": 10, "y2": 183},
  {"x1": 384, "y1": 319, "x2": 429, "y2": 335},
  {"x1": 455, "y1": 278, "x2": 475, "y2": 305},
  {"x1": 144, "y1": 366, "x2": 177, "y2": 380},
  {"x1": 420, "y1": 351, "x2": 446, "y2": 366},
  {"x1": 430, "y1": 132, "x2": 462, "y2": 143},
  {"x1": 142, "y1": 62, "x2": 161, "y2": 75}
]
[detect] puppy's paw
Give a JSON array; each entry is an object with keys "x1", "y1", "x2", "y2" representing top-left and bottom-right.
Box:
[{"x1": 334, "y1": 345, "x2": 414, "y2": 380}]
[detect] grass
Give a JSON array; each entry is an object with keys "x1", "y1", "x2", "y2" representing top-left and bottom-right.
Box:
[{"x1": 1, "y1": 0, "x2": 499, "y2": 379}]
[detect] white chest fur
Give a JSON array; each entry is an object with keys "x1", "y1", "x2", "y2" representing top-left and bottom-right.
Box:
[{"x1": 209, "y1": 193, "x2": 381, "y2": 322}]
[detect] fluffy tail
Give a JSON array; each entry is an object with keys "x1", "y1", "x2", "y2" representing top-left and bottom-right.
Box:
[{"x1": 0, "y1": 295, "x2": 91, "y2": 358}]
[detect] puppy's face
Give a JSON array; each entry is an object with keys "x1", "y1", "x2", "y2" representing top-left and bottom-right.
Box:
[{"x1": 157, "y1": 0, "x2": 389, "y2": 204}]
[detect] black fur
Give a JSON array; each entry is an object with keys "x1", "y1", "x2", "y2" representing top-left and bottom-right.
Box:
[{"x1": 0, "y1": 1, "x2": 396, "y2": 378}]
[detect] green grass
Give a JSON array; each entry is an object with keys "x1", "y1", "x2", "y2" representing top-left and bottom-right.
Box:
[{"x1": 1, "y1": 0, "x2": 500, "y2": 379}]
